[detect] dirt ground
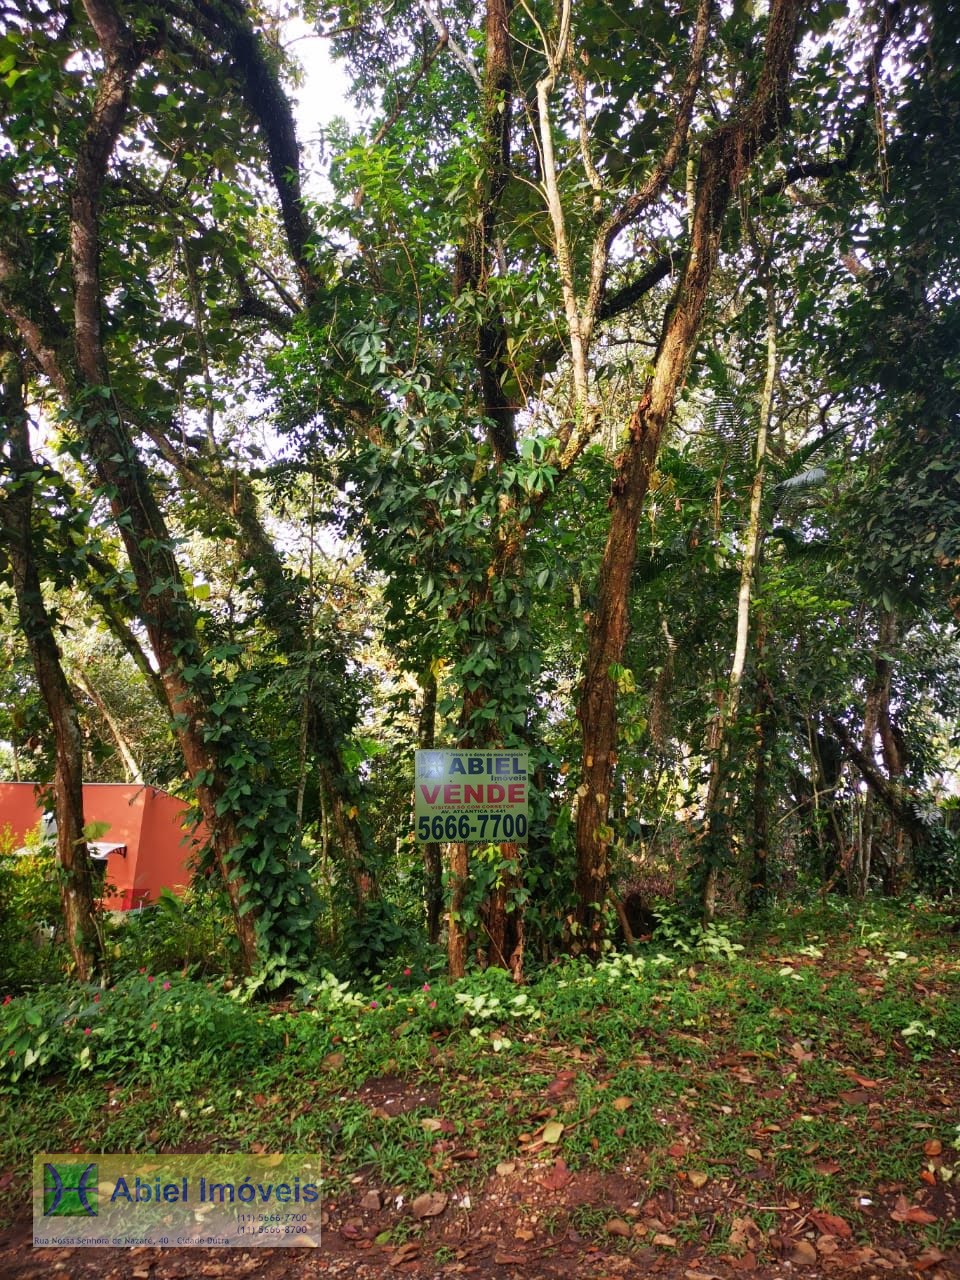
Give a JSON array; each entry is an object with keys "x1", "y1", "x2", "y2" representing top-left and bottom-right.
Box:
[{"x1": 2, "y1": 1162, "x2": 958, "y2": 1280}]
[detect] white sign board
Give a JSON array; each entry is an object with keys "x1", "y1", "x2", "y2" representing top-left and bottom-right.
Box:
[{"x1": 414, "y1": 750, "x2": 529, "y2": 844}]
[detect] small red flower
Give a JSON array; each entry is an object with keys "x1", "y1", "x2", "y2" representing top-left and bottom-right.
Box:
[
  {"x1": 162, "y1": 981, "x2": 171, "y2": 991},
  {"x1": 83, "y1": 1027, "x2": 92, "y2": 1035},
  {"x1": 2, "y1": 995, "x2": 11, "y2": 1005}
]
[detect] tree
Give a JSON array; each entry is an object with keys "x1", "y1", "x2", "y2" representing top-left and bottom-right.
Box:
[
  {"x1": 0, "y1": 0, "x2": 328, "y2": 972},
  {"x1": 0, "y1": 342, "x2": 101, "y2": 979}
]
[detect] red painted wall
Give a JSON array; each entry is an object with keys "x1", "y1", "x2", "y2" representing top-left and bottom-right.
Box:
[{"x1": 0, "y1": 783, "x2": 201, "y2": 910}]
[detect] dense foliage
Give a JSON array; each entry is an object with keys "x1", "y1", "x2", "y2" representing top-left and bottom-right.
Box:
[{"x1": 0, "y1": 0, "x2": 957, "y2": 985}]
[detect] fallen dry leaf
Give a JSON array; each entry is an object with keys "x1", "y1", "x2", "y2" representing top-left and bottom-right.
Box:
[
  {"x1": 790, "y1": 1240, "x2": 818, "y2": 1265},
  {"x1": 389, "y1": 1242, "x2": 420, "y2": 1266},
  {"x1": 612, "y1": 1095, "x2": 633, "y2": 1112},
  {"x1": 923, "y1": 1139, "x2": 943, "y2": 1157},
  {"x1": 653, "y1": 1233, "x2": 677, "y2": 1248},
  {"x1": 411, "y1": 1192, "x2": 448, "y2": 1219},
  {"x1": 537, "y1": 1158, "x2": 572, "y2": 1192},
  {"x1": 496, "y1": 1160, "x2": 516, "y2": 1177},
  {"x1": 893, "y1": 1203, "x2": 938, "y2": 1225},
  {"x1": 728, "y1": 1216, "x2": 762, "y2": 1250},
  {"x1": 727, "y1": 1252, "x2": 757, "y2": 1272},
  {"x1": 842, "y1": 1070, "x2": 879, "y2": 1088},
  {"x1": 545, "y1": 1070, "x2": 577, "y2": 1099},
  {"x1": 813, "y1": 1159, "x2": 842, "y2": 1175},
  {"x1": 605, "y1": 1218, "x2": 632, "y2": 1237},
  {"x1": 809, "y1": 1210, "x2": 852, "y2": 1238},
  {"x1": 542, "y1": 1120, "x2": 565, "y2": 1144},
  {"x1": 687, "y1": 1171, "x2": 709, "y2": 1189},
  {"x1": 838, "y1": 1089, "x2": 871, "y2": 1105},
  {"x1": 914, "y1": 1247, "x2": 946, "y2": 1271}
]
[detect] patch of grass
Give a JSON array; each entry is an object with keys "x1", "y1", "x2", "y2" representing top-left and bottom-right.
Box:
[{"x1": 0, "y1": 897, "x2": 957, "y2": 1255}]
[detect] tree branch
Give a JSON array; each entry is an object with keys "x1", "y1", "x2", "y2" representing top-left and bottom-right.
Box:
[
  {"x1": 187, "y1": 0, "x2": 319, "y2": 302},
  {"x1": 419, "y1": 0, "x2": 482, "y2": 90}
]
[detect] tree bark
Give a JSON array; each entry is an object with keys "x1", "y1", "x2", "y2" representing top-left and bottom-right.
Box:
[
  {"x1": 0, "y1": 343, "x2": 101, "y2": 980},
  {"x1": 58, "y1": 2, "x2": 262, "y2": 971},
  {"x1": 748, "y1": 622, "x2": 775, "y2": 913},
  {"x1": 574, "y1": 0, "x2": 805, "y2": 948},
  {"x1": 418, "y1": 669, "x2": 443, "y2": 945},
  {"x1": 700, "y1": 283, "x2": 778, "y2": 918}
]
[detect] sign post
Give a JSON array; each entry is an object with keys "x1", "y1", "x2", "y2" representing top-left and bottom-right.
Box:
[{"x1": 414, "y1": 749, "x2": 529, "y2": 844}]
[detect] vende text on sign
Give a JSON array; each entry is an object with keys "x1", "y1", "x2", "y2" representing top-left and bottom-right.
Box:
[{"x1": 414, "y1": 750, "x2": 529, "y2": 844}]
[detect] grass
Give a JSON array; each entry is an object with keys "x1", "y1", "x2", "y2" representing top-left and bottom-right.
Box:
[{"x1": 1, "y1": 898, "x2": 958, "y2": 1261}]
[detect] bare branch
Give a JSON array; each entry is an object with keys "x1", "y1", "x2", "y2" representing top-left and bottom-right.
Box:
[
  {"x1": 419, "y1": 0, "x2": 482, "y2": 90},
  {"x1": 584, "y1": 0, "x2": 712, "y2": 337}
]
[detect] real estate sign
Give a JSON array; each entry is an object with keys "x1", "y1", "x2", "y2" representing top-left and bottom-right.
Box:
[{"x1": 414, "y1": 750, "x2": 529, "y2": 844}]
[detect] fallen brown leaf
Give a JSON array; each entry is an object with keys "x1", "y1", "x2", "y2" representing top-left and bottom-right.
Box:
[
  {"x1": 537, "y1": 1158, "x2": 572, "y2": 1192},
  {"x1": 605, "y1": 1218, "x2": 632, "y2": 1237},
  {"x1": 838, "y1": 1089, "x2": 870, "y2": 1105},
  {"x1": 411, "y1": 1191, "x2": 448, "y2": 1219},
  {"x1": 914, "y1": 1247, "x2": 946, "y2": 1271},
  {"x1": 545, "y1": 1070, "x2": 577, "y2": 1099},
  {"x1": 809, "y1": 1211, "x2": 852, "y2": 1238},
  {"x1": 790, "y1": 1240, "x2": 818, "y2": 1265},
  {"x1": 389, "y1": 1242, "x2": 420, "y2": 1266},
  {"x1": 842, "y1": 1070, "x2": 879, "y2": 1088},
  {"x1": 889, "y1": 1193, "x2": 938, "y2": 1224}
]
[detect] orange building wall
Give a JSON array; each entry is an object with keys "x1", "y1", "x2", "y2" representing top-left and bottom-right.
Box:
[
  {"x1": 131, "y1": 788, "x2": 202, "y2": 910},
  {"x1": 0, "y1": 783, "x2": 200, "y2": 910}
]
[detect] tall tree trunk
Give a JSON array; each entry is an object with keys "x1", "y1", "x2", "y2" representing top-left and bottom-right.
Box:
[
  {"x1": 442, "y1": 0, "x2": 528, "y2": 978},
  {"x1": 858, "y1": 608, "x2": 907, "y2": 894},
  {"x1": 60, "y1": 5, "x2": 261, "y2": 971},
  {"x1": 0, "y1": 343, "x2": 101, "y2": 980},
  {"x1": 747, "y1": 621, "x2": 775, "y2": 913},
  {"x1": 701, "y1": 285, "x2": 778, "y2": 919},
  {"x1": 575, "y1": 0, "x2": 803, "y2": 947}
]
